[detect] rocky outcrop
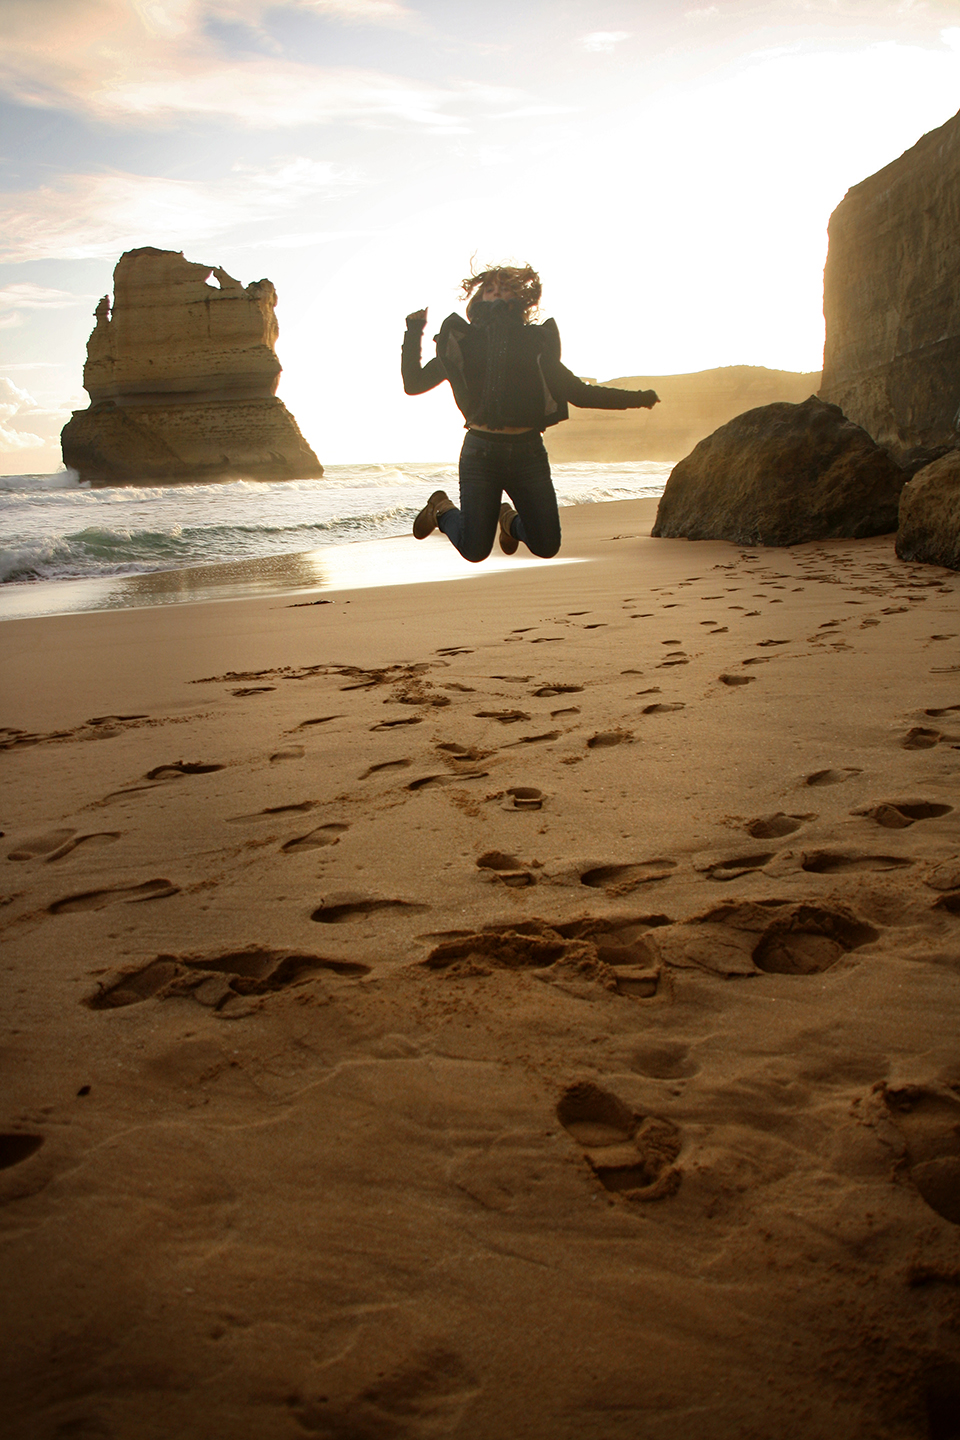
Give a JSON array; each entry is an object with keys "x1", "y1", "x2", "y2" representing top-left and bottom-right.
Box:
[
  {"x1": 546, "y1": 365, "x2": 820, "y2": 462},
  {"x1": 895, "y1": 451, "x2": 960, "y2": 571},
  {"x1": 651, "y1": 396, "x2": 905, "y2": 546},
  {"x1": 62, "y1": 247, "x2": 321, "y2": 485},
  {"x1": 819, "y1": 108, "x2": 960, "y2": 460}
]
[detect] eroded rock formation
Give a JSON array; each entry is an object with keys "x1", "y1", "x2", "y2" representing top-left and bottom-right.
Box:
[
  {"x1": 651, "y1": 396, "x2": 905, "y2": 546},
  {"x1": 896, "y1": 451, "x2": 960, "y2": 571},
  {"x1": 546, "y1": 365, "x2": 820, "y2": 463},
  {"x1": 819, "y1": 108, "x2": 960, "y2": 461},
  {"x1": 62, "y1": 248, "x2": 322, "y2": 485}
]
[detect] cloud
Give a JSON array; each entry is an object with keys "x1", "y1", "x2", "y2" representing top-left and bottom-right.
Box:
[
  {"x1": 581, "y1": 31, "x2": 630, "y2": 54},
  {"x1": 100, "y1": 62, "x2": 463, "y2": 128},
  {"x1": 0, "y1": 425, "x2": 46, "y2": 450},
  {"x1": 0, "y1": 157, "x2": 354, "y2": 262},
  {"x1": 0, "y1": 0, "x2": 464, "y2": 130},
  {"x1": 0, "y1": 377, "x2": 52, "y2": 452},
  {"x1": 0, "y1": 283, "x2": 93, "y2": 309},
  {"x1": 247, "y1": 227, "x2": 374, "y2": 248},
  {"x1": 294, "y1": 0, "x2": 413, "y2": 20}
]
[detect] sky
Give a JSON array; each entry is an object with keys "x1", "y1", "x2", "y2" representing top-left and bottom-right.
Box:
[{"x1": 1, "y1": 0, "x2": 959, "y2": 472}]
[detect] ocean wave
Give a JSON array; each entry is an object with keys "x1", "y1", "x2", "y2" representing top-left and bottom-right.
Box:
[
  {"x1": 0, "y1": 507, "x2": 422, "y2": 584},
  {"x1": 0, "y1": 460, "x2": 672, "y2": 586},
  {"x1": 0, "y1": 469, "x2": 83, "y2": 494}
]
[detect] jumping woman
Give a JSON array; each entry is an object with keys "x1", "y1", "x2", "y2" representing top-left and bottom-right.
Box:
[{"x1": 402, "y1": 263, "x2": 659, "y2": 562}]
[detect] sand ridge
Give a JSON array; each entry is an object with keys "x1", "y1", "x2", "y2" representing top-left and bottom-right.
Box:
[{"x1": 2, "y1": 498, "x2": 960, "y2": 1438}]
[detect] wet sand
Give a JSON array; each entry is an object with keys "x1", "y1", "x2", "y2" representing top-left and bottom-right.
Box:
[{"x1": 2, "y1": 497, "x2": 960, "y2": 1439}]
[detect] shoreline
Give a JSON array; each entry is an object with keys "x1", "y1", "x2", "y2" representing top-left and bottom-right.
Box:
[
  {"x1": 0, "y1": 493, "x2": 656, "y2": 626},
  {"x1": 3, "y1": 493, "x2": 960, "y2": 1437},
  {"x1": 0, "y1": 468, "x2": 673, "y2": 622}
]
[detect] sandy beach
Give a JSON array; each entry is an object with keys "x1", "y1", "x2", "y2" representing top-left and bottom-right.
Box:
[{"x1": 3, "y1": 495, "x2": 960, "y2": 1439}]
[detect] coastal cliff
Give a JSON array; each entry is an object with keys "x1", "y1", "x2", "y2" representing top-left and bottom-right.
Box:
[
  {"x1": 544, "y1": 365, "x2": 820, "y2": 463},
  {"x1": 61, "y1": 248, "x2": 322, "y2": 486},
  {"x1": 819, "y1": 108, "x2": 960, "y2": 459}
]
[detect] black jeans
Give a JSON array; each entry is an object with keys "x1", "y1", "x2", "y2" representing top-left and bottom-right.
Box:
[{"x1": 437, "y1": 429, "x2": 562, "y2": 564}]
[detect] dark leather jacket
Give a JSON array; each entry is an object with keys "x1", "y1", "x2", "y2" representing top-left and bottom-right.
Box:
[{"x1": 402, "y1": 309, "x2": 658, "y2": 431}]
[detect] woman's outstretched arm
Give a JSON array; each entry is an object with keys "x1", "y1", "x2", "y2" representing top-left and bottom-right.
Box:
[
  {"x1": 546, "y1": 357, "x2": 659, "y2": 410},
  {"x1": 401, "y1": 308, "x2": 446, "y2": 395}
]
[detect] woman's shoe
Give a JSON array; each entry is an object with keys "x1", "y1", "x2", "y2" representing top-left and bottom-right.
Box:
[
  {"x1": 498, "y1": 503, "x2": 519, "y2": 555},
  {"x1": 413, "y1": 490, "x2": 455, "y2": 539}
]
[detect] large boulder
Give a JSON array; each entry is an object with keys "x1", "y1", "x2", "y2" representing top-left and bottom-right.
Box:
[
  {"x1": 819, "y1": 108, "x2": 960, "y2": 460},
  {"x1": 62, "y1": 247, "x2": 322, "y2": 486},
  {"x1": 895, "y1": 451, "x2": 960, "y2": 571},
  {"x1": 651, "y1": 396, "x2": 905, "y2": 546}
]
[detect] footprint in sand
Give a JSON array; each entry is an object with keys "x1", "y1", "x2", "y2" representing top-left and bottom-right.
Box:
[
  {"x1": 45, "y1": 832, "x2": 120, "y2": 862},
  {"x1": 7, "y1": 828, "x2": 77, "y2": 860},
  {"x1": 500, "y1": 787, "x2": 546, "y2": 811},
  {"x1": 650, "y1": 900, "x2": 877, "y2": 977},
  {"x1": 49, "y1": 879, "x2": 179, "y2": 914},
  {"x1": 370, "y1": 717, "x2": 424, "y2": 730},
  {"x1": 282, "y1": 823, "x2": 349, "y2": 853},
  {"x1": 311, "y1": 895, "x2": 428, "y2": 924},
  {"x1": 474, "y1": 709, "x2": 531, "y2": 725},
  {"x1": 746, "y1": 813, "x2": 812, "y2": 839},
  {"x1": 0, "y1": 1134, "x2": 44, "y2": 1171},
  {"x1": 580, "y1": 860, "x2": 677, "y2": 894},
  {"x1": 556, "y1": 1081, "x2": 681, "y2": 1201},
  {"x1": 270, "y1": 745, "x2": 305, "y2": 762},
  {"x1": 295, "y1": 715, "x2": 344, "y2": 730},
  {"x1": 701, "y1": 853, "x2": 776, "y2": 881},
  {"x1": 902, "y1": 726, "x2": 952, "y2": 750},
  {"x1": 799, "y1": 851, "x2": 913, "y2": 874},
  {"x1": 718, "y1": 673, "x2": 755, "y2": 686},
  {"x1": 476, "y1": 851, "x2": 536, "y2": 887},
  {"x1": 228, "y1": 801, "x2": 318, "y2": 823},
  {"x1": 146, "y1": 761, "x2": 224, "y2": 781},
  {"x1": 805, "y1": 767, "x2": 862, "y2": 787},
  {"x1": 103, "y1": 761, "x2": 226, "y2": 801},
  {"x1": 423, "y1": 917, "x2": 662, "y2": 996},
  {"x1": 631, "y1": 1043, "x2": 698, "y2": 1079},
  {"x1": 863, "y1": 801, "x2": 953, "y2": 829},
  {"x1": 587, "y1": 729, "x2": 633, "y2": 748},
  {"x1": 359, "y1": 758, "x2": 412, "y2": 779},
  {"x1": 406, "y1": 771, "x2": 488, "y2": 791},
  {"x1": 532, "y1": 684, "x2": 583, "y2": 697},
  {"x1": 503, "y1": 730, "x2": 561, "y2": 748},
  {"x1": 642, "y1": 703, "x2": 684, "y2": 715},
  {"x1": 876, "y1": 1083, "x2": 960, "y2": 1225},
  {"x1": 752, "y1": 905, "x2": 878, "y2": 974},
  {"x1": 436, "y1": 742, "x2": 490, "y2": 762},
  {"x1": 86, "y1": 947, "x2": 370, "y2": 1013}
]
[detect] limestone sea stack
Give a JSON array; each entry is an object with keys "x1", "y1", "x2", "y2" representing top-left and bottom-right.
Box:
[
  {"x1": 651, "y1": 396, "x2": 905, "y2": 546},
  {"x1": 819, "y1": 107, "x2": 960, "y2": 464},
  {"x1": 61, "y1": 248, "x2": 322, "y2": 486}
]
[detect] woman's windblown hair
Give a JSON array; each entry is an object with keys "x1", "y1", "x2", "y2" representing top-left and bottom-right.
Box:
[{"x1": 462, "y1": 264, "x2": 541, "y2": 322}]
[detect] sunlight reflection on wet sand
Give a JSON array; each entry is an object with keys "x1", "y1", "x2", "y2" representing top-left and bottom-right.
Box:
[{"x1": 0, "y1": 533, "x2": 588, "y2": 622}]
